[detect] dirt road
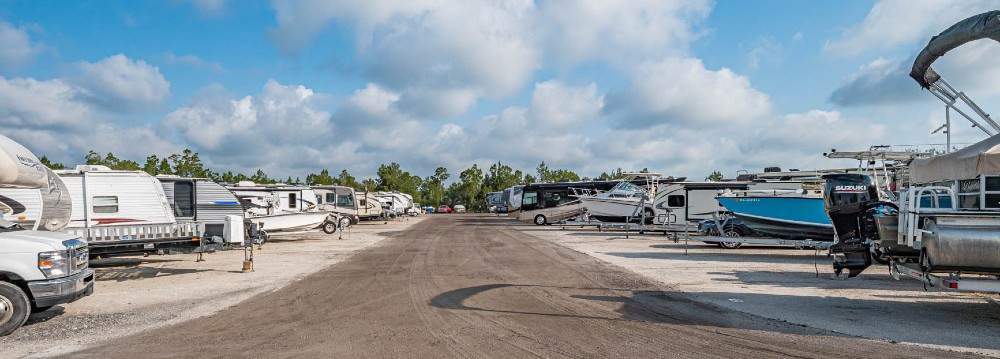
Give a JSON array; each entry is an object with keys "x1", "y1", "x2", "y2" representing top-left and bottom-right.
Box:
[{"x1": 68, "y1": 215, "x2": 978, "y2": 358}]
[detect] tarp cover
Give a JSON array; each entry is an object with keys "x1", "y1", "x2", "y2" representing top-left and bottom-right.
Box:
[
  {"x1": 910, "y1": 134, "x2": 1000, "y2": 184},
  {"x1": 910, "y1": 10, "x2": 1000, "y2": 88}
]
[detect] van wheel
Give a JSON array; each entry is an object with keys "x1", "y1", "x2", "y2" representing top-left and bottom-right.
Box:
[
  {"x1": 322, "y1": 221, "x2": 338, "y2": 234},
  {"x1": 0, "y1": 282, "x2": 31, "y2": 336},
  {"x1": 339, "y1": 217, "x2": 352, "y2": 229},
  {"x1": 534, "y1": 215, "x2": 547, "y2": 226}
]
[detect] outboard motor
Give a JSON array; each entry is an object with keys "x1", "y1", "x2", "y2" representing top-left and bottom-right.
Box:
[{"x1": 823, "y1": 174, "x2": 880, "y2": 277}]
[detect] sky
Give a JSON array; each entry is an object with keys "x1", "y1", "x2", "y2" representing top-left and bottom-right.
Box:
[{"x1": 2, "y1": 0, "x2": 1000, "y2": 181}]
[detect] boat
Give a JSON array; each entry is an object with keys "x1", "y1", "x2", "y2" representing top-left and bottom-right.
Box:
[
  {"x1": 578, "y1": 173, "x2": 660, "y2": 223},
  {"x1": 716, "y1": 184, "x2": 834, "y2": 241},
  {"x1": 227, "y1": 182, "x2": 334, "y2": 234}
]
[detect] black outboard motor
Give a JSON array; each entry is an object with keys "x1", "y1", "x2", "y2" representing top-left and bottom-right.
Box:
[{"x1": 823, "y1": 174, "x2": 880, "y2": 277}]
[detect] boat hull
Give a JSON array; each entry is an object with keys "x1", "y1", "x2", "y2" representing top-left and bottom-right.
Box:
[
  {"x1": 717, "y1": 196, "x2": 834, "y2": 241},
  {"x1": 248, "y1": 212, "x2": 330, "y2": 233},
  {"x1": 579, "y1": 197, "x2": 650, "y2": 222}
]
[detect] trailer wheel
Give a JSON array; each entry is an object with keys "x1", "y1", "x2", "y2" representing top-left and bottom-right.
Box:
[
  {"x1": 339, "y1": 217, "x2": 352, "y2": 230},
  {"x1": 717, "y1": 228, "x2": 743, "y2": 249},
  {"x1": 534, "y1": 215, "x2": 547, "y2": 226},
  {"x1": 322, "y1": 221, "x2": 338, "y2": 234},
  {"x1": 0, "y1": 281, "x2": 31, "y2": 337}
]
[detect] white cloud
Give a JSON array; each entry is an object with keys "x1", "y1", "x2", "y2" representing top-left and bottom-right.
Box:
[
  {"x1": 73, "y1": 54, "x2": 170, "y2": 110},
  {"x1": 831, "y1": 40, "x2": 1000, "y2": 106},
  {"x1": 747, "y1": 36, "x2": 782, "y2": 70},
  {"x1": 528, "y1": 81, "x2": 603, "y2": 129},
  {"x1": 537, "y1": 0, "x2": 711, "y2": 66},
  {"x1": 825, "y1": 0, "x2": 1000, "y2": 56},
  {"x1": 268, "y1": 0, "x2": 710, "y2": 118},
  {"x1": 188, "y1": 0, "x2": 227, "y2": 16},
  {"x1": 164, "y1": 53, "x2": 223, "y2": 72},
  {"x1": 0, "y1": 77, "x2": 91, "y2": 128},
  {"x1": 0, "y1": 21, "x2": 43, "y2": 69},
  {"x1": 608, "y1": 57, "x2": 771, "y2": 127}
]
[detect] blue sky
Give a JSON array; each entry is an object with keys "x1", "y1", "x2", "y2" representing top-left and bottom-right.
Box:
[{"x1": 2, "y1": 0, "x2": 999, "y2": 180}]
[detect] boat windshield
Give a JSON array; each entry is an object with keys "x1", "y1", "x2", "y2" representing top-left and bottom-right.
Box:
[{"x1": 611, "y1": 181, "x2": 644, "y2": 194}]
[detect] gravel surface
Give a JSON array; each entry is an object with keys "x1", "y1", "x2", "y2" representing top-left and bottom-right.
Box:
[
  {"x1": 525, "y1": 220, "x2": 1000, "y2": 357},
  {"x1": 1, "y1": 217, "x2": 424, "y2": 358},
  {"x1": 62, "y1": 215, "x2": 984, "y2": 358}
]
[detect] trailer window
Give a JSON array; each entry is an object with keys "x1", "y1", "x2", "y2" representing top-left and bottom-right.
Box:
[
  {"x1": 985, "y1": 176, "x2": 1000, "y2": 209},
  {"x1": 667, "y1": 195, "x2": 685, "y2": 207},
  {"x1": 288, "y1": 193, "x2": 297, "y2": 209},
  {"x1": 92, "y1": 196, "x2": 119, "y2": 214},
  {"x1": 173, "y1": 182, "x2": 195, "y2": 217},
  {"x1": 325, "y1": 193, "x2": 336, "y2": 203}
]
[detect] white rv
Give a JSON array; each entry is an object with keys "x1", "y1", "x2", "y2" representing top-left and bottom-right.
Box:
[
  {"x1": 227, "y1": 182, "x2": 336, "y2": 235},
  {"x1": 314, "y1": 185, "x2": 360, "y2": 225},
  {"x1": 355, "y1": 191, "x2": 385, "y2": 220},
  {"x1": 375, "y1": 192, "x2": 407, "y2": 217}
]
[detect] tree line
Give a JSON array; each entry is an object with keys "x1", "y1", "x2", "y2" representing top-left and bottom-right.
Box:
[{"x1": 42, "y1": 149, "x2": 638, "y2": 212}]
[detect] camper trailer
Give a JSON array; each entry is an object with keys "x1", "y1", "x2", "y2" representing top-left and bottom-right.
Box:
[
  {"x1": 156, "y1": 175, "x2": 244, "y2": 242},
  {"x1": 54, "y1": 166, "x2": 202, "y2": 254},
  {"x1": 314, "y1": 185, "x2": 360, "y2": 225},
  {"x1": 355, "y1": 191, "x2": 386, "y2": 220}
]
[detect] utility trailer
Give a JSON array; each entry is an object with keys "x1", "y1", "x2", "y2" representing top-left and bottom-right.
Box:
[{"x1": 890, "y1": 262, "x2": 1000, "y2": 293}]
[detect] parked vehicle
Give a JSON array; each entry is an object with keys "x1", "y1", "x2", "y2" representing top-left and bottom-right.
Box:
[
  {"x1": 227, "y1": 182, "x2": 337, "y2": 235},
  {"x1": 437, "y1": 205, "x2": 452, "y2": 213},
  {"x1": 423, "y1": 206, "x2": 435, "y2": 214},
  {"x1": 355, "y1": 191, "x2": 386, "y2": 220},
  {"x1": 453, "y1": 205, "x2": 466, "y2": 213},
  {"x1": 0, "y1": 134, "x2": 94, "y2": 336},
  {"x1": 156, "y1": 175, "x2": 245, "y2": 244},
  {"x1": 313, "y1": 185, "x2": 360, "y2": 226},
  {"x1": 517, "y1": 181, "x2": 620, "y2": 225}
]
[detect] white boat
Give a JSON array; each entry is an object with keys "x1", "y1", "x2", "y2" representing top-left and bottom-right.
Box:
[
  {"x1": 578, "y1": 174, "x2": 660, "y2": 222},
  {"x1": 227, "y1": 182, "x2": 333, "y2": 234}
]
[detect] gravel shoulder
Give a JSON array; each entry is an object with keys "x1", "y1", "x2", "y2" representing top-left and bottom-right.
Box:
[
  {"x1": 519, "y1": 219, "x2": 1000, "y2": 357},
  {"x1": 1, "y1": 216, "x2": 426, "y2": 359}
]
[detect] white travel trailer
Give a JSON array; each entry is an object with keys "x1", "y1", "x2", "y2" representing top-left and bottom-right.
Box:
[
  {"x1": 355, "y1": 191, "x2": 385, "y2": 220},
  {"x1": 375, "y1": 192, "x2": 408, "y2": 217},
  {"x1": 54, "y1": 166, "x2": 202, "y2": 254},
  {"x1": 227, "y1": 182, "x2": 336, "y2": 235},
  {"x1": 156, "y1": 175, "x2": 244, "y2": 242},
  {"x1": 314, "y1": 185, "x2": 360, "y2": 225}
]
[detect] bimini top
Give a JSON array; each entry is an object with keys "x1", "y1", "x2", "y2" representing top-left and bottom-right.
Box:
[
  {"x1": 910, "y1": 11, "x2": 1000, "y2": 88},
  {"x1": 910, "y1": 134, "x2": 1000, "y2": 184}
]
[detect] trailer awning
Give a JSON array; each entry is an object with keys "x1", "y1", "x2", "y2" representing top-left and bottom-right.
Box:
[
  {"x1": 910, "y1": 134, "x2": 1000, "y2": 184},
  {"x1": 910, "y1": 11, "x2": 1000, "y2": 88}
]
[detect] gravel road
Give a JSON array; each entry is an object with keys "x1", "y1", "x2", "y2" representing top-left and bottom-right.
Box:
[{"x1": 67, "y1": 215, "x2": 982, "y2": 358}]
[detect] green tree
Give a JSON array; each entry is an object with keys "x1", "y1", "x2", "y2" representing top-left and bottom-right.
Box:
[
  {"x1": 420, "y1": 167, "x2": 449, "y2": 206},
  {"x1": 143, "y1": 155, "x2": 160, "y2": 175},
  {"x1": 38, "y1": 156, "x2": 65, "y2": 170},
  {"x1": 157, "y1": 159, "x2": 173, "y2": 175},
  {"x1": 454, "y1": 164, "x2": 484, "y2": 210},
  {"x1": 250, "y1": 169, "x2": 274, "y2": 184},
  {"x1": 169, "y1": 149, "x2": 212, "y2": 178},
  {"x1": 705, "y1": 171, "x2": 724, "y2": 181},
  {"x1": 337, "y1": 169, "x2": 359, "y2": 189},
  {"x1": 307, "y1": 169, "x2": 336, "y2": 185},
  {"x1": 84, "y1": 150, "x2": 102, "y2": 165}
]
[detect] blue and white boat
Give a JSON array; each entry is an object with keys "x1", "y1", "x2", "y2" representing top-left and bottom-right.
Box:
[{"x1": 716, "y1": 188, "x2": 834, "y2": 241}]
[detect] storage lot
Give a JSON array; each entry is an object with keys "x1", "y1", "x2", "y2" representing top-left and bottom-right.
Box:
[
  {"x1": 517, "y1": 220, "x2": 1000, "y2": 357},
  {"x1": 1, "y1": 217, "x2": 425, "y2": 358}
]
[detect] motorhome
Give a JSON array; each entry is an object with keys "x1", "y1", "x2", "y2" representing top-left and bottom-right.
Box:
[
  {"x1": 227, "y1": 182, "x2": 335, "y2": 235},
  {"x1": 0, "y1": 134, "x2": 94, "y2": 336},
  {"x1": 375, "y1": 192, "x2": 409, "y2": 217},
  {"x1": 314, "y1": 185, "x2": 360, "y2": 225},
  {"x1": 156, "y1": 175, "x2": 245, "y2": 242},
  {"x1": 517, "y1": 181, "x2": 620, "y2": 225}
]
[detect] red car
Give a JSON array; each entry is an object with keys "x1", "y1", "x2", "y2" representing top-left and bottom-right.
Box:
[{"x1": 437, "y1": 205, "x2": 452, "y2": 213}]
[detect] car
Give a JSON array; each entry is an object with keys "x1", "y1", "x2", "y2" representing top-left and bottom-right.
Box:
[
  {"x1": 423, "y1": 206, "x2": 435, "y2": 214},
  {"x1": 437, "y1": 205, "x2": 452, "y2": 213},
  {"x1": 453, "y1": 205, "x2": 467, "y2": 213}
]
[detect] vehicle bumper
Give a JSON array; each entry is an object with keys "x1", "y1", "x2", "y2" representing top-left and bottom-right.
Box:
[{"x1": 27, "y1": 269, "x2": 95, "y2": 308}]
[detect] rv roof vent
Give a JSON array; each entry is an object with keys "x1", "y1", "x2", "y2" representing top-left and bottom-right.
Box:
[
  {"x1": 74, "y1": 165, "x2": 111, "y2": 172},
  {"x1": 763, "y1": 167, "x2": 782, "y2": 173},
  {"x1": 237, "y1": 180, "x2": 257, "y2": 186}
]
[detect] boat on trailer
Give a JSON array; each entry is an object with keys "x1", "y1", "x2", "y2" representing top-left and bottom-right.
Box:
[
  {"x1": 227, "y1": 182, "x2": 334, "y2": 235},
  {"x1": 578, "y1": 173, "x2": 660, "y2": 223}
]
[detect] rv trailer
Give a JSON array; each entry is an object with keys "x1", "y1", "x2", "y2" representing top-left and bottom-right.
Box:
[
  {"x1": 156, "y1": 175, "x2": 245, "y2": 244},
  {"x1": 313, "y1": 185, "x2": 361, "y2": 225}
]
